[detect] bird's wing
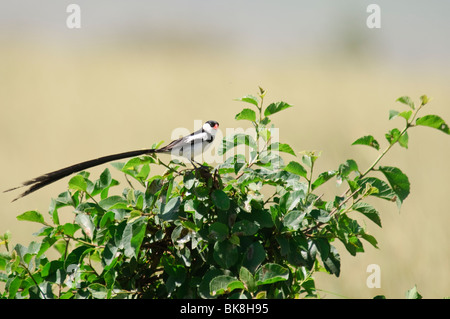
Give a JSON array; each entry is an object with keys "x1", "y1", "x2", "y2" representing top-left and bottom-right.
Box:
[
  {"x1": 183, "y1": 131, "x2": 207, "y2": 144},
  {"x1": 158, "y1": 129, "x2": 207, "y2": 151}
]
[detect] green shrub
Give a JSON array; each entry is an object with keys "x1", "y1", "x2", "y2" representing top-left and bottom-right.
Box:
[{"x1": 1, "y1": 88, "x2": 448, "y2": 299}]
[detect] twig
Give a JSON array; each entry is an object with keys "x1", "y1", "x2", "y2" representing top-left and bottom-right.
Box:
[{"x1": 20, "y1": 262, "x2": 47, "y2": 299}]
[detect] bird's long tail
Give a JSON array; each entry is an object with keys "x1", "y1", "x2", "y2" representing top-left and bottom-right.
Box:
[{"x1": 4, "y1": 148, "x2": 158, "y2": 201}]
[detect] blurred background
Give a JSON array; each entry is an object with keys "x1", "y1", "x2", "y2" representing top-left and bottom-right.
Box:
[{"x1": 1, "y1": 0, "x2": 449, "y2": 298}]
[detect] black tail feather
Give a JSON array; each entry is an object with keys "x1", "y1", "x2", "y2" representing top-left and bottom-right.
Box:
[{"x1": 5, "y1": 149, "x2": 157, "y2": 201}]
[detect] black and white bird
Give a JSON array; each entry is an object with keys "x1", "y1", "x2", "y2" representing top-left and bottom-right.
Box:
[{"x1": 5, "y1": 120, "x2": 219, "y2": 201}]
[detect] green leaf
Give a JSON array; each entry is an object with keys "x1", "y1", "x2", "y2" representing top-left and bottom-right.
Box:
[
  {"x1": 379, "y1": 166, "x2": 410, "y2": 202},
  {"x1": 259, "y1": 128, "x2": 271, "y2": 142},
  {"x1": 282, "y1": 210, "x2": 305, "y2": 231},
  {"x1": 235, "y1": 94, "x2": 259, "y2": 107},
  {"x1": 199, "y1": 267, "x2": 224, "y2": 299},
  {"x1": 64, "y1": 246, "x2": 90, "y2": 269},
  {"x1": 301, "y1": 151, "x2": 320, "y2": 168},
  {"x1": 41, "y1": 260, "x2": 64, "y2": 283},
  {"x1": 219, "y1": 133, "x2": 257, "y2": 156},
  {"x1": 229, "y1": 234, "x2": 240, "y2": 246},
  {"x1": 322, "y1": 245, "x2": 341, "y2": 277},
  {"x1": 360, "y1": 231, "x2": 379, "y2": 249},
  {"x1": 264, "y1": 101, "x2": 293, "y2": 117},
  {"x1": 59, "y1": 291, "x2": 75, "y2": 299},
  {"x1": 244, "y1": 207, "x2": 274, "y2": 229},
  {"x1": 213, "y1": 240, "x2": 238, "y2": 269},
  {"x1": 183, "y1": 171, "x2": 197, "y2": 190},
  {"x1": 398, "y1": 131, "x2": 409, "y2": 148},
  {"x1": 235, "y1": 108, "x2": 256, "y2": 122},
  {"x1": 232, "y1": 220, "x2": 259, "y2": 236},
  {"x1": 36, "y1": 237, "x2": 57, "y2": 258},
  {"x1": 194, "y1": 186, "x2": 210, "y2": 201},
  {"x1": 211, "y1": 189, "x2": 230, "y2": 211},
  {"x1": 338, "y1": 159, "x2": 359, "y2": 179},
  {"x1": 345, "y1": 235, "x2": 364, "y2": 256},
  {"x1": 51, "y1": 191, "x2": 76, "y2": 208},
  {"x1": 99, "y1": 167, "x2": 112, "y2": 185},
  {"x1": 416, "y1": 114, "x2": 450, "y2": 135},
  {"x1": 14, "y1": 243, "x2": 28, "y2": 261},
  {"x1": 270, "y1": 142, "x2": 296, "y2": 156},
  {"x1": 75, "y1": 213, "x2": 95, "y2": 240},
  {"x1": 406, "y1": 285, "x2": 423, "y2": 299},
  {"x1": 311, "y1": 170, "x2": 337, "y2": 190},
  {"x1": 7, "y1": 277, "x2": 22, "y2": 299},
  {"x1": 99, "y1": 196, "x2": 128, "y2": 210},
  {"x1": 16, "y1": 210, "x2": 45, "y2": 225},
  {"x1": 420, "y1": 95, "x2": 430, "y2": 105},
  {"x1": 210, "y1": 275, "x2": 245, "y2": 296},
  {"x1": 314, "y1": 238, "x2": 330, "y2": 261},
  {"x1": 399, "y1": 110, "x2": 413, "y2": 121},
  {"x1": 68, "y1": 175, "x2": 87, "y2": 192},
  {"x1": 180, "y1": 220, "x2": 199, "y2": 232},
  {"x1": 310, "y1": 209, "x2": 331, "y2": 223},
  {"x1": 15, "y1": 241, "x2": 41, "y2": 265},
  {"x1": 54, "y1": 240, "x2": 68, "y2": 256},
  {"x1": 136, "y1": 163, "x2": 150, "y2": 180},
  {"x1": 243, "y1": 242, "x2": 266, "y2": 273},
  {"x1": 122, "y1": 156, "x2": 155, "y2": 170},
  {"x1": 88, "y1": 283, "x2": 108, "y2": 299},
  {"x1": 239, "y1": 267, "x2": 256, "y2": 293},
  {"x1": 62, "y1": 222, "x2": 79, "y2": 237},
  {"x1": 209, "y1": 222, "x2": 229, "y2": 242},
  {"x1": 91, "y1": 168, "x2": 113, "y2": 196},
  {"x1": 358, "y1": 177, "x2": 396, "y2": 201},
  {"x1": 284, "y1": 161, "x2": 307, "y2": 178},
  {"x1": 352, "y1": 202, "x2": 382, "y2": 227},
  {"x1": 255, "y1": 263, "x2": 290, "y2": 285},
  {"x1": 388, "y1": 109, "x2": 399, "y2": 120},
  {"x1": 351, "y1": 135, "x2": 380, "y2": 150},
  {"x1": 396, "y1": 96, "x2": 415, "y2": 109},
  {"x1": 385, "y1": 128, "x2": 408, "y2": 148},
  {"x1": 234, "y1": 157, "x2": 246, "y2": 174},
  {"x1": 279, "y1": 189, "x2": 305, "y2": 213},
  {"x1": 123, "y1": 216, "x2": 148, "y2": 258},
  {"x1": 160, "y1": 196, "x2": 181, "y2": 221},
  {"x1": 389, "y1": 110, "x2": 413, "y2": 122}
]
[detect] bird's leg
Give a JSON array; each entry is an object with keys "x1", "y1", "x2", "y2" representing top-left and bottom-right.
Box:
[
  {"x1": 195, "y1": 160, "x2": 211, "y2": 170},
  {"x1": 189, "y1": 157, "x2": 211, "y2": 174},
  {"x1": 189, "y1": 158, "x2": 199, "y2": 169}
]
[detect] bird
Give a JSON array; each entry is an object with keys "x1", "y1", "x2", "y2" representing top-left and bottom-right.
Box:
[{"x1": 4, "y1": 120, "x2": 219, "y2": 201}]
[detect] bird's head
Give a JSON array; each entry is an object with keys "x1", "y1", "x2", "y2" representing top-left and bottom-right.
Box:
[{"x1": 203, "y1": 120, "x2": 219, "y2": 134}]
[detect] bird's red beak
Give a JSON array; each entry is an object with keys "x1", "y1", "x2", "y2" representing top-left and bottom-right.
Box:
[{"x1": 213, "y1": 123, "x2": 219, "y2": 129}]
